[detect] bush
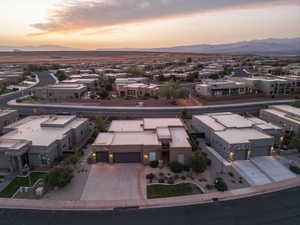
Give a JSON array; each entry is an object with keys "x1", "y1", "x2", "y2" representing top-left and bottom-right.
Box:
[
  {"x1": 47, "y1": 167, "x2": 74, "y2": 188},
  {"x1": 289, "y1": 165, "x2": 300, "y2": 174},
  {"x1": 183, "y1": 164, "x2": 191, "y2": 172},
  {"x1": 65, "y1": 155, "x2": 79, "y2": 165},
  {"x1": 228, "y1": 172, "x2": 234, "y2": 177},
  {"x1": 191, "y1": 153, "x2": 208, "y2": 173},
  {"x1": 158, "y1": 178, "x2": 165, "y2": 183},
  {"x1": 146, "y1": 173, "x2": 155, "y2": 183},
  {"x1": 167, "y1": 178, "x2": 175, "y2": 184},
  {"x1": 169, "y1": 161, "x2": 184, "y2": 173},
  {"x1": 181, "y1": 175, "x2": 186, "y2": 180},
  {"x1": 149, "y1": 160, "x2": 159, "y2": 168},
  {"x1": 214, "y1": 177, "x2": 228, "y2": 192}
]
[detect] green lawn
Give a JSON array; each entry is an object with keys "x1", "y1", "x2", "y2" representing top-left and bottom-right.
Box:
[
  {"x1": 147, "y1": 183, "x2": 202, "y2": 199},
  {"x1": 0, "y1": 172, "x2": 48, "y2": 198},
  {"x1": 291, "y1": 101, "x2": 300, "y2": 108}
]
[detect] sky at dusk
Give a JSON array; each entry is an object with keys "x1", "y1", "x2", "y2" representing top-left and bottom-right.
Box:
[{"x1": 1, "y1": 0, "x2": 300, "y2": 49}]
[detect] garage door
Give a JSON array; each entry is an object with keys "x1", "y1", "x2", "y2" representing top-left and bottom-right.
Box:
[
  {"x1": 96, "y1": 152, "x2": 109, "y2": 163},
  {"x1": 113, "y1": 152, "x2": 141, "y2": 163}
]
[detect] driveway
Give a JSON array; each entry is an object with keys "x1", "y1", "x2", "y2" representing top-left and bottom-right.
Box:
[{"x1": 80, "y1": 163, "x2": 143, "y2": 201}]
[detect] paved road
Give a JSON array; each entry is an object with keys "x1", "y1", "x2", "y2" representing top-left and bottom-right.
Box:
[
  {"x1": 0, "y1": 71, "x2": 296, "y2": 116},
  {"x1": 0, "y1": 71, "x2": 57, "y2": 108},
  {"x1": 0, "y1": 187, "x2": 299, "y2": 225}
]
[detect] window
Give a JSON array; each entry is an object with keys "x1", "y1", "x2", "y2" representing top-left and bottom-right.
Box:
[
  {"x1": 149, "y1": 152, "x2": 156, "y2": 161},
  {"x1": 177, "y1": 154, "x2": 185, "y2": 164}
]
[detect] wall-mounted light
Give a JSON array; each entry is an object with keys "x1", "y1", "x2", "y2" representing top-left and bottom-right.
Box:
[
  {"x1": 109, "y1": 153, "x2": 113, "y2": 159},
  {"x1": 92, "y1": 153, "x2": 96, "y2": 158},
  {"x1": 144, "y1": 154, "x2": 149, "y2": 159}
]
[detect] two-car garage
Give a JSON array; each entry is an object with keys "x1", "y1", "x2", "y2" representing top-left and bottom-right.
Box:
[{"x1": 95, "y1": 151, "x2": 141, "y2": 163}]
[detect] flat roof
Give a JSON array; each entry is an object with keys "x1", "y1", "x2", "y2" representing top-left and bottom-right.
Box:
[
  {"x1": 0, "y1": 139, "x2": 29, "y2": 150},
  {"x1": 2, "y1": 116, "x2": 88, "y2": 146},
  {"x1": 143, "y1": 118, "x2": 184, "y2": 130},
  {"x1": 270, "y1": 105, "x2": 300, "y2": 117},
  {"x1": 215, "y1": 128, "x2": 273, "y2": 144},
  {"x1": 108, "y1": 120, "x2": 143, "y2": 132},
  {"x1": 93, "y1": 131, "x2": 160, "y2": 146},
  {"x1": 263, "y1": 108, "x2": 300, "y2": 125},
  {"x1": 169, "y1": 128, "x2": 191, "y2": 148}
]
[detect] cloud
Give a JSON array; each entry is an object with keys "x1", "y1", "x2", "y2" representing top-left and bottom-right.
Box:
[{"x1": 31, "y1": 0, "x2": 300, "y2": 35}]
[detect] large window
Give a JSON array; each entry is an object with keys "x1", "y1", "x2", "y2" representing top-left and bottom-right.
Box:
[
  {"x1": 149, "y1": 152, "x2": 156, "y2": 161},
  {"x1": 177, "y1": 154, "x2": 185, "y2": 164}
]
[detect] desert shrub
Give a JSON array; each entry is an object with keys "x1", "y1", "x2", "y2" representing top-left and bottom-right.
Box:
[
  {"x1": 46, "y1": 167, "x2": 73, "y2": 188},
  {"x1": 214, "y1": 177, "x2": 228, "y2": 192},
  {"x1": 169, "y1": 161, "x2": 184, "y2": 173},
  {"x1": 146, "y1": 173, "x2": 155, "y2": 183},
  {"x1": 149, "y1": 160, "x2": 159, "y2": 168}
]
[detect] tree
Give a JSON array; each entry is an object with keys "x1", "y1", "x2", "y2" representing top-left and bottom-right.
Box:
[
  {"x1": 288, "y1": 136, "x2": 300, "y2": 152},
  {"x1": 95, "y1": 117, "x2": 108, "y2": 132},
  {"x1": 169, "y1": 161, "x2": 184, "y2": 173},
  {"x1": 186, "y1": 57, "x2": 192, "y2": 63},
  {"x1": 55, "y1": 71, "x2": 67, "y2": 81},
  {"x1": 214, "y1": 177, "x2": 228, "y2": 192},
  {"x1": 181, "y1": 108, "x2": 188, "y2": 119},
  {"x1": 160, "y1": 80, "x2": 189, "y2": 100},
  {"x1": 190, "y1": 152, "x2": 209, "y2": 173},
  {"x1": 47, "y1": 167, "x2": 74, "y2": 188},
  {"x1": 125, "y1": 67, "x2": 145, "y2": 76}
]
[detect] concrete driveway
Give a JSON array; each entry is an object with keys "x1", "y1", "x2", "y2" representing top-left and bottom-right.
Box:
[{"x1": 80, "y1": 163, "x2": 143, "y2": 201}]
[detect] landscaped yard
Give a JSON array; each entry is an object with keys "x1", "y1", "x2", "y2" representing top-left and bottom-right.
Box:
[
  {"x1": 147, "y1": 183, "x2": 202, "y2": 199},
  {"x1": 0, "y1": 172, "x2": 48, "y2": 198}
]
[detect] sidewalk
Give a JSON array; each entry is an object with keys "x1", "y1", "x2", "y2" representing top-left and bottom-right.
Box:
[{"x1": 0, "y1": 175, "x2": 299, "y2": 211}]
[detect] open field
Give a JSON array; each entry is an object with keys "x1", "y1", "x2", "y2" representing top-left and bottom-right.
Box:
[{"x1": 0, "y1": 51, "x2": 230, "y2": 65}]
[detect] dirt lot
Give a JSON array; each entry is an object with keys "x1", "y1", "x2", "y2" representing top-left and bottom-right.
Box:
[{"x1": 0, "y1": 51, "x2": 228, "y2": 65}]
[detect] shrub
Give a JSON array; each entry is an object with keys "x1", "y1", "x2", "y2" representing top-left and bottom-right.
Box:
[
  {"x1": 65, "y1": 155, "x2": 79, "y2": 165},
  {"x1": 228, "y1": 172, "x2": 234, "y2": 177},
  {"x1": 158, "y1": 178, "x2": 165, "y2": 183},
  {"x1": 167, "y1": 178, "x2": 175, "y2": 184},
  {"x1": 46, "y1": 167, "x2": 74, "y2": 188},
  {"x1": 149, "y1": 160, "x2": 159, "y2": 168},
  {"x1": 289, "y1": 165, "x2": 300, "y2": 174},
  {"x1": 183, "y1": 164, "x2": 191, "y2": 172},
  {"x1": 181, "y1": 175, "x2": 186, "y2": 180},
  {"x1": 146, "y1": 173, "x2": 155, "y2": 183},
  {"x1": 169, "y1": 161, "x2": 184, "y2": 173},
  {"x1": 191, "y1": 153, "x2": 208, "y2": 173},
  {"x1": 214, "y1": 177, "x2": 228, "y2": 192},
  {"x1": 174, "y1": 175, "x2": 179, "y2": 180}
]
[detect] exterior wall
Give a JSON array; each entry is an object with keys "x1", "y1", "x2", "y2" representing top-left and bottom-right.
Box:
[
  {"x1": 71, "y1": 120, "x2": 90, "y2": 146},
  {"x1": 0, "y1": 111, "x2": 18, "y2": 134},
  {"x1": 250, "y1": 146, "x2": 271, "y2": 157},
  {"x1": 260, "y1": 110, "x2": 300, "y2": 135},
  {"x1": 28, "y1": 143, "x2": 61, "y2": 167},
  {"x1": 169, "y1": 148, "x2": 192, "y2": 164},
  {"x1": 117, "y1": 85, "x2": 159, "y2": 98},
  {"x1": 33, "y1": 86, "x2": 87, "y2": 101},
  {"x1": 0, "y1": 152, "x2": 11, "y2": 169}
]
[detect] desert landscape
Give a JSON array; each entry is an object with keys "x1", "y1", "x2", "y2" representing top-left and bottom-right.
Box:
[{"x1": 0, "y1": 51, "x2": 227, "y2": 65}]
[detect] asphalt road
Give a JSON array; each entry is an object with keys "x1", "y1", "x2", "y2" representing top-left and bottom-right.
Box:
[
  {"x1": 0, "y1": 71, "x2": 57, "y2": 108},
  {"x1": 0, "y1": 187, "x2": 299, "y2": 225},
  {"x1": 0, "y1": 72, "x2": 296, "y2": 116}
]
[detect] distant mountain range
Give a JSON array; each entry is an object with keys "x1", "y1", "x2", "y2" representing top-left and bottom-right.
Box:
[
  {"x1": 1, "y1": 37, "x2": 300, "y2": 56},
  {"x1": 0, "y1": 45, "x2": 82, "y2": 52},
  {"x1": 96, "y1": 37, "x2": 300, "y2": 56}
]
